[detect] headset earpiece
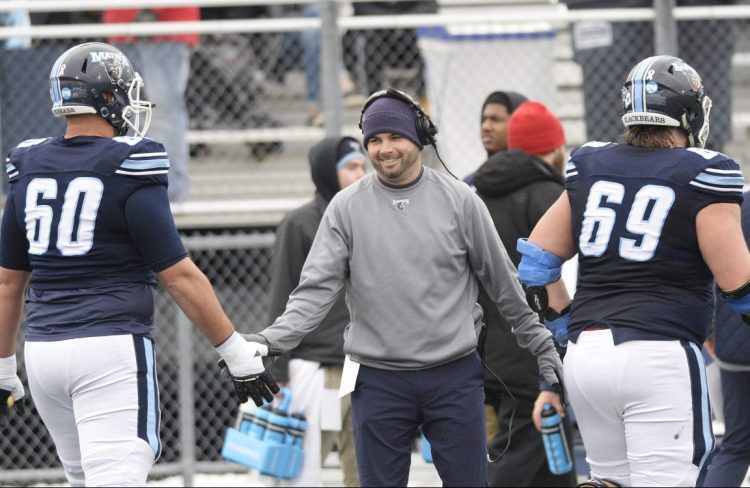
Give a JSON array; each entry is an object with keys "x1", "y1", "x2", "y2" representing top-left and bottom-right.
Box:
[{"x1": 358, "y1": 88, "x2": 438, "y2": 147}]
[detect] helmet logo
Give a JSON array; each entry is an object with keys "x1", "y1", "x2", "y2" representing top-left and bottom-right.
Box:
[
  {"x1": 61, "y1": 87, "x2": 72, "y2": 100},
  {"x1": 672, "y1": 62, "x2": 703, "y2": 91},
  {"x1": 88, "y1": 51, "x2": 130, "y2": 67},
  {"x1": 621, "y1": 87, "x2": 632, "y2": 110},
  {"x1": 645, "y1": 81, "x2": 658, "y2": 94}
]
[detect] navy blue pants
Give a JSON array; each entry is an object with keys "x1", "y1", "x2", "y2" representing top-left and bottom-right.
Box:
[
  {"x1": 702, "y1": 368, "x2": 750, "y2": 487},
  {"x1": 351, "y1": 352, "x2": 487, "y2": 487}
]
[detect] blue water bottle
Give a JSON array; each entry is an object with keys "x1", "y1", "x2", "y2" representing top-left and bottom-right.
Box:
[
  {"x1": 540, "y1": 404, "x2": 573, "y2": 474},
  {"x1": 248, "y1": 404, "x2": 272, "y2": 440}
]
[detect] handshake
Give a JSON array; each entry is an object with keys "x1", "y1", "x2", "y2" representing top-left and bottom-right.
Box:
[{"x1": 216, "y1": 332, "x2": 280, "y2": 406}]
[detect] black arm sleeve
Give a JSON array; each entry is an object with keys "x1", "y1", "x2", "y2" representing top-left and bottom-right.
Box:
[
  {"x1": 0, "y1": 194, "x2": 31, "y2": 271},
  {"x1": 124, "y1": 185, "x2": 188, "y2": 272}
]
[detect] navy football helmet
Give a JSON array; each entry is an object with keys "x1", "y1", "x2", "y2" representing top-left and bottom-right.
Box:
[
  {"x1": 621, "y1": 55, "x2": 711, "y2": 148},
  {"x1": 49, "y1": 42, "x2": 152, "y2": 136}
]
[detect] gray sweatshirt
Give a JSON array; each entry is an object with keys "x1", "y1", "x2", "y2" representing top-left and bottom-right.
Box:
[{"x1": 259, "y1": 166, "x2": 553, "y2": 370}]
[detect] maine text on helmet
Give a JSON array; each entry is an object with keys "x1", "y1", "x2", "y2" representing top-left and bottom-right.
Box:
[{"x1": 89, "y1": 51, "x2": 130, "y2": 67}]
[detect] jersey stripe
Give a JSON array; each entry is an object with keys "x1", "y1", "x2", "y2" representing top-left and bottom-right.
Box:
[
  {"x1": 694, "y1": 172, "x2": 744, "y2": 187},
  {"x1": 115, "y1": 169, "x2": 169, "y2": 176},
  {"x1": 128, "y1": 152, "x2": 168, "y2": 159},
  {"x1": 120, "y1": 158, "x2": 170, "y2": 170},
  {"x1": 688, "y1": 181, "x2": 744, "y2": 194}
]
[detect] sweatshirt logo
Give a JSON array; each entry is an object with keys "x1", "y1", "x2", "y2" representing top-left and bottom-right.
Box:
[{"x1": 393, "y1": 198, "x2": 410, "y2": 213}]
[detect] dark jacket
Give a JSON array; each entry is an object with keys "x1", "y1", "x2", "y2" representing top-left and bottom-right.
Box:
[
  {"x1": 266, "y1": 137, "x2": 352, "y2": 381},
  {"x1": 474, "y1": 149, "x2": 565, "y2": 397},
  {"x1": 713, "y1": 191, "x2": 750, "y2": 367}
]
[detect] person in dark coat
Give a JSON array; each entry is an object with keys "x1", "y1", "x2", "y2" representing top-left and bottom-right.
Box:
[
  {"x1": 464, "y1": 90, "x2": 527, "y2": 188},
  {"x1": 474, "y1": 101, "x2": 577, "y2": 487}
]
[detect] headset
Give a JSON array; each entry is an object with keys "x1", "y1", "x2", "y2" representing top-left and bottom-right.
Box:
[
  {"x1": 358, "y1": 88, "x2": 439, "y2": 149},
  {"x1": 359, "y1": 88, "x2": 460, "y2": 179}
]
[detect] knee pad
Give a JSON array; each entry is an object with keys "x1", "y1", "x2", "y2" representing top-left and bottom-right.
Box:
[{"x1": 576, "y1": 479, "x2": 623, "y2": 488}]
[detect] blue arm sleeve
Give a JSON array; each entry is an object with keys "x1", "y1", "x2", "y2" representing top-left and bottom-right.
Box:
[
  {"x1": 516, "y1": 238, "x2": 564, "y2": 286},
  {"x1": 0, "y1": 193, "x2": 31, "y2": 270},
  {"x1": 124, "y1": 185, "x2": 187, "y2": 272}
]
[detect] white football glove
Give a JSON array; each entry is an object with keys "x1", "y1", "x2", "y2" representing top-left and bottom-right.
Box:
[
  {"x1": 0, "y1": 355, "x2": 25, "y2": 424},
  {"x1": 215, "y1": 332, "x2": 279, "y2": 406}
]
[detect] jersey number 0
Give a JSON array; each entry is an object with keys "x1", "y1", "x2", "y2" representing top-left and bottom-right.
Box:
[
  {"x1": 579, "y1": 180, "x2": 675, "y2": 261},
  {"x1": 25, "y1": 177, "x2": 104, "y2": 256}
]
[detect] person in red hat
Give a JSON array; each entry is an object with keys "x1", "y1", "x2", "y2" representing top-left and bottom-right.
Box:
[{"x1": 472, "y1": 100, "x2": 576, "y2": 487}]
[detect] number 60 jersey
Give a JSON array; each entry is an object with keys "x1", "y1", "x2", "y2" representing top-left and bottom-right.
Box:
[
  {"x1": 0, "y1": 136, "x2": 187, "y2": 341},
  {"x1": 565, "y1": 141, "x2": 744, "y2": 346}
]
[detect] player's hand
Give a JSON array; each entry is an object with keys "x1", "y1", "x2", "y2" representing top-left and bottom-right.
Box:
[
  {"x1": 532, "y1": 390, "x2": 563, "y2": 431},
  {"x1": 218, "y1": 359, "x2": 279, "y2": 406},
  {"x1": 0, "y1": 355, "x2": 26, "y2": 426},
  {"x1": 535, "y1": 342, "x2": 566, "y2": 406},
  {"x1": 215, "y1": 332, "x2": 280, "y2": 406}
]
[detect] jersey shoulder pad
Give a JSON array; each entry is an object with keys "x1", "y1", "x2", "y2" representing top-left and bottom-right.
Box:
[
  {"x1": 113, "y1": 137, "x2": 170, "y2": 181},
  {"x1": 566, "y1": 141, "x2": 618, "y2": 184},
  {"x1": 6, "y1": 138, "x2": 53, "y2": 182},
  {"x1": 685, "y1": 148, "x2": 743, "y2": 200}
]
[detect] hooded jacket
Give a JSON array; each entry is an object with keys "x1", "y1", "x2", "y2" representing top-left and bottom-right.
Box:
[
  {"x1": 266, "y1": 137, "x2": 354, "y2": 381},
  {"x1": 474, "y1": 149, "x2": 565, "y2": 397}
]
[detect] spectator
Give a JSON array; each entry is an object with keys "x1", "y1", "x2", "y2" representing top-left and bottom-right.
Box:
[
  {"x1": 187, "y1": 6, "x2": 284, "y2": 160},
  {"x1": 523, "y1": 55, "x2": 746, "y2": 486},
  {"x1": 474, "y1": 101, "x2": 577, "y2": 487},
  {"x1": 103, "y1": 7, "x2": 199, "y2": 203},
  {"x1": 346, "y1": 1, "x2": 437, "y2": 99},
  {"x1": 701, "y1": 190, "x2": 750, "y2": 487},
  {"x1": 465, "y1": 90, "x2": 527, "y2": 188},
  {"x1": 2, "y1": 5, "x2": 30, "y2": 49},
  {"x1": 266, "y1": 136, "x2": 367, "y2": 486},
  {"x1": 244, "y1": 88, "x2": 564, "y2": 486},
  {"x1": 564, "y1": 0, "x2": 736, "y2": 152},
  {"x1": 0, "y1": 42, "x2": 278, "y2": 486}
]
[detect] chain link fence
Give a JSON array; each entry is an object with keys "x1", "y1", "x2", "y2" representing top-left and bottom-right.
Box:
[{"x1": 0, "y1": 1, "x2": 749, "y2": 485}]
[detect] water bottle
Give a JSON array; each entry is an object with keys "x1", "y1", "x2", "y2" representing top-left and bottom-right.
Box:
[
  {"x1": 237, "y1": 412, "x2": 256, "y2": 434},
  {"x1": 540, "y1": 404, "x2": 573, "y2": 475},
  {"x1": 264, "y1": 407, "x2": 290, "y2": 444},
  {"x1": 248, "y1": 404, "x2": 272, "y2": 440},
  {"x1": 287, "y1": 411, "x2": 307, "y2": 448}
]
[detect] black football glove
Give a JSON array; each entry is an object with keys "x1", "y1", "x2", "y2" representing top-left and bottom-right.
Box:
[{"x1": 218, "y1": 358, "x2": 280, "y2": 406}]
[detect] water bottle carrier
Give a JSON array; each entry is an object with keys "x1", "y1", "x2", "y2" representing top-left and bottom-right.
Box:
[{"x1": 221, "y1": 387, "x2": 306, "y2": 479}]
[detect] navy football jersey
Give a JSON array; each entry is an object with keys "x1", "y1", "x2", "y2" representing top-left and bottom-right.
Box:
[
  {"x1": 0, "y1": 135, "x2": 187, "y2": 341},
  {"x1": 565, "y1": 142, "x2": 744, "y2": 345}
]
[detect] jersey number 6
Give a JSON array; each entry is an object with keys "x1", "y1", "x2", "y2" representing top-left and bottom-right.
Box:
[
  {"x1": 25, "y1": 177, "x2": 104, "y2": 256},
  {"x1": 579, "y1": 180, "x2": 675, "y2": 261}
]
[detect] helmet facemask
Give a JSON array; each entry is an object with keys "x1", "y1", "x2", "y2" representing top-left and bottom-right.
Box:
[
  {"x1": 116, "y1": 72, "x2": 152, "y2": 137},
  {"x1": 683, "y1": 94, "x2": 711, "y2": 149}
]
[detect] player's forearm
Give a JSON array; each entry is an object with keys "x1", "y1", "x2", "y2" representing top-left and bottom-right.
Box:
[
  {"x1": 158, "y1": 259, "x2": 235, "y2": 346},
  {"x1": 0, "y1": 270, "x2": 30, "y2": 357}
]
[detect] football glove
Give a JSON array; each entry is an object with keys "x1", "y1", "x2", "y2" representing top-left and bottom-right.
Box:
[
  {"x1": 215, "y1": 332, "x2": 280, "y2": 406},
  {"x1": 543, "y1": 305, "x2": 571, "y2": 348},
  {"x1": 0, "y1": 355, "x2": 25, "y2": 426}
]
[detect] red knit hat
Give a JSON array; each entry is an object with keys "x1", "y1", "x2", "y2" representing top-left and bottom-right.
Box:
[{"x1": 507, "y1": 101, "x2": 565, "y2": 155}]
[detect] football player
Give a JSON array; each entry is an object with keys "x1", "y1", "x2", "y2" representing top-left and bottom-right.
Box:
[
  {"x1": 0, "y1": 42, "x2": 278, "y2": 486},
  {"x1": 520, "y1": 55, "x2": 750, "y2": 486}
]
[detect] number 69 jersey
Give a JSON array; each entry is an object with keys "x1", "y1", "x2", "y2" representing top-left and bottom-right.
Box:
[
  {"x1": 0, "y1": 135, "x2": 187, "y2": 341},
  {"x1": 565, "y1": 142, "x2": 744, "y2": 346}
]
